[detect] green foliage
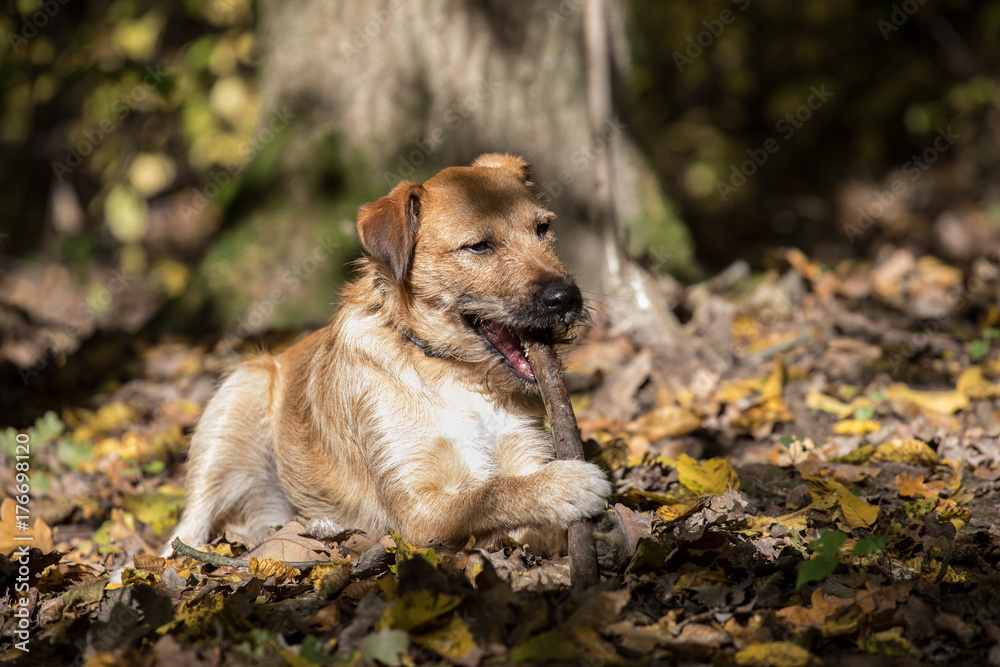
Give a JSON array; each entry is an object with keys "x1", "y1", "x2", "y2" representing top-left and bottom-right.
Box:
[
  {"x1": 969, "y1": 328, "x2": 998, "y2": 362},
  {"x1": 853, "y1": 535, "x2": 890, "y2": 555},
  {"x1": 970, "y1": 338, "x2": 990, "y2": 362},
  {"x1": 1, "y1": 411, "x2": 64, "y2": 458},
  {"x1": 797, "y1": 529, "x2": 847, "y2": 589},
  {"x1": 853, "y1": 405, "x2": 875, "y2": 421}
]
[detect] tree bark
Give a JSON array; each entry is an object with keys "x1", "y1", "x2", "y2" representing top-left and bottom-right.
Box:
[{"x1": 257, "y1": 0, "x2": 685, "y2": 294}]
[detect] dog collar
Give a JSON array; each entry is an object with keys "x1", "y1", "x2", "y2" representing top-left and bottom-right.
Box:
[{"x1": 403, "y1": 332, "x2": 437, "y2": 357}]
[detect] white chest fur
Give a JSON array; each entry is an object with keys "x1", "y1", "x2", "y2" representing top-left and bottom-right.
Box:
[{"x1": 432, "y1": 381, "x2": 537, "y2": 480}]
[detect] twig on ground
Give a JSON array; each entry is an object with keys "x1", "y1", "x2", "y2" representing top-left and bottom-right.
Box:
[{"x1": 169, "y1": 537, "x2": 331, "y2": 570}]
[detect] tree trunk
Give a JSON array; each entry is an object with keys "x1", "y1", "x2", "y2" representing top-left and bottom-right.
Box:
[{"x1": 257, "y1": 0, "x2": 688, "y2": 295}]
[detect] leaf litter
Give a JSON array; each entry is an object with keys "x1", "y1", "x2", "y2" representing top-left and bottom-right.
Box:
[{"x1": 4, "y1": 247, "x2": 1000, "y2": 665}]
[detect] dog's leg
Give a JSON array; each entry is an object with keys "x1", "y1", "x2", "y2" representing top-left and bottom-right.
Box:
[
  {"x1": 162, "y1": 361, "x2": 294, "y2": 556},
  {"x1": 388, "y1": 456, "x2": 610, "y2": 549}
]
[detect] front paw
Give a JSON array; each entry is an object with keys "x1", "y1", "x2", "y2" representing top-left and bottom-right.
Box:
[{"x1": 538, "y1": 459, "x2": 611, "y2": 525}]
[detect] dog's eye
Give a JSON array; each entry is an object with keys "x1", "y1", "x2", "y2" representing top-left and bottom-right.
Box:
[
  {"x1": 464, "y1": 241, "x2": 494, "y2": 254},
  {"x1": 536, "y1": 222, "x2": 550, "y2": 239}
]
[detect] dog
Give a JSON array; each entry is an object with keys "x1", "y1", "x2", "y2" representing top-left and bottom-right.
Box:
[{"x1": 165, "y1": 153, "x2": 611, "y2": 555}]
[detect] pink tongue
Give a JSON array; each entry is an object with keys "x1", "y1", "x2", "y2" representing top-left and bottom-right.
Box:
[{"x1": 480, "y1": 321, "x2": 535, "y2": 381}]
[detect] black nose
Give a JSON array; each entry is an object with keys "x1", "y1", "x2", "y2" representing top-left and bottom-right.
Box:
[{"x1": 538, "y1": 281, "x2": 582, "y2": 315}]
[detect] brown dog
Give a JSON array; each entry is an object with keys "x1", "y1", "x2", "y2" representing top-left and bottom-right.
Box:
[{"x1": 166, "y1": 154, "x2": 611, "y2": 554}]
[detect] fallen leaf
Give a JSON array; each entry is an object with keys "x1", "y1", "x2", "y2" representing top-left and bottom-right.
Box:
[
  {"x1": 380, "y1": 590, "x2": 463, "y2": 631},
  {"x1": 957, "y1": 366, "x2": 1000, "y2": 399},
  {"x1": 736, "y1": 641, "x2": 815, "y2": 667},
  {"x1": 805, "y1": 389, "x2": 864, "y2": 419},
  {"x1": 625, "y1": 405, "x2": 702, "y2": 440},
  {"x1": 246, "y1": 521, "x2": 329, "y2": 563},
  {"x1": 871, "y1": 439, "x2": 939, "y2": 466},
  {"x1": 833, "y1": 419, "x2": 881, "y2": 435},
  {"x1": 410, "y1": 614, "x2": 477, "y2": 661},
  {"x1": 672, "y1": 453, "x2": 740, "y2": 495},
  {"x1": 805, "y1": 477, "x2": 879, "y2": 528},
  {"x1": 887, "y1": 383, "x2": 968, "y2": 415},
  {"x1": 0, "y1": 497, "x2": 56, "y2": 554},
  {"x1": 248, "y1": 558, "x2": 300, "y2": 582},
  {"x1": 895, "y1": 473, "x2": 946, "y2": 499}
]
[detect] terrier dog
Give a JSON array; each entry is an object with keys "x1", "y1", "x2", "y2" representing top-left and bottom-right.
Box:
[{"x1": 166, "y1": 154, "x2": 611, "y2": 554}]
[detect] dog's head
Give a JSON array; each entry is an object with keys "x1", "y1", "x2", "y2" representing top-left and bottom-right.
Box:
[{"x1": 357, "y1": 153, "x2": 583, "y2": 390}]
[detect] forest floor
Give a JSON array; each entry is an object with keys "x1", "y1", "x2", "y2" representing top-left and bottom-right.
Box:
[{"x1": 4, "y1": 246, "x2": 1000, "y2": 666}]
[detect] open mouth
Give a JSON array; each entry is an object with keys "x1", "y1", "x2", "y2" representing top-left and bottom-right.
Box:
[{"x1": 471, "y1": 318, "x2": 539, "y2": 382}]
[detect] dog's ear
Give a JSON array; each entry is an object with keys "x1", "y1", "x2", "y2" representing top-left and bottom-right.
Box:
[
  {"x1": 357, "y1": 181, "x2": 425, "y2": 283},
  {"x1": 471, "y1": 153, "x2": 531, "y2": 184}
]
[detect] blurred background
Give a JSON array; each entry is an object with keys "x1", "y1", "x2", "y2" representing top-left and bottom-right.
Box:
[{"x1": 1, "y1": 0, "x2": 999, "y2": 419}]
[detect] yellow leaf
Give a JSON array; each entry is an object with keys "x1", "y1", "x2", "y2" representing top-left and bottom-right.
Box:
[
  {"x1": 736, "y1": 641, "x2": 814, "y2": 667},
  {"x1": 308, "y1": 558, "x2": 352, "y2": 600},
  {"x1": 805, "y1": 389, "x2": 859, "y2": 419},
  {"x1": 656, "y1": 501, "x2": 696, "y2": 524},
  {"x1": 673, "y1": 453, "x2": 740, "y2": 495},
  {"x1": 741, "y1": 509, "x2": 810, "y2": 536},
  {"x1": 380, "y1": 590, "x2": 463, "y2": 632},
  {"x1": 715, "y1": 377, "x2": 762, "y2": 403},
  {"x1": 835, "y1": 444, "x2": 875, "y2": 464},
  {"x1": 411, "y1": 614, "x2": 477, "y2": 660},
  {"x1": 248, "y1": 558, "x2": 300, "y2": 583},
  {"x1": 163, "y1": 595, "x2": 226, "y2": 636},
  {"x1": 957, "y1": 367, "x2": 1000, "y2": 399},
  {"x1": 936, "y1": 499, "x2": 971, "y2": 531},
  {"x1": 887, "y1": 383, "x2": 968, "y2": 415},
  {"x1": 805, "y1": 477, "x2": 878, "y2": 529},
  {"x1": 858, "y1": 627, "x2": 912, "y2": 657},
  {"x1": 833, "y1": 419, "x2": 881, "y2": 435},
  {"x1": 871, "y1": 439, "x2": 939, "y2": 466},
  {"x1": 66, "y1": 402, "x2": 139, "y2": 441},
  {"x1": 761, "y1": 355, "x2": 786, "y2": 401}
]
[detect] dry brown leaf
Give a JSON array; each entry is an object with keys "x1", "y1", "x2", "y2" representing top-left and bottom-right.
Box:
[
  {"x1": 0, "y1": 497, "x2": 56, "y2": 554},
  {"x1": 625, "y1": 405, "x2": 702, "y2": 441},
  {"x1": 246, "y1": 521, "x2": 330, "y2": 563},
  {"x1": 895, "y1": 473, "x2": 946, "y2": 499}
]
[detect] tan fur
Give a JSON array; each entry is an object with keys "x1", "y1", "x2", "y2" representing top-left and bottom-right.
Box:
[{"x1": 166, "y1": 154, "x2": 610, "y2": 554}]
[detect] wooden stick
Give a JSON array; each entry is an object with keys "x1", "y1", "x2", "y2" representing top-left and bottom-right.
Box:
[
  {"x1": 168, "y1": 537, "x2": 329, "y2": 570},
  {"x1": 524, "y1": 341, "x2": 600, "y2": 587}
]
